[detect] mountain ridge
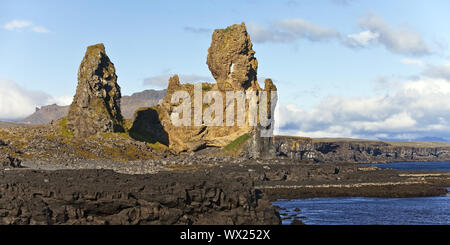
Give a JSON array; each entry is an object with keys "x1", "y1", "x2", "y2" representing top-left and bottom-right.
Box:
[{"x1": 19, "y1": 89, "x2": 166, "y2": 125}]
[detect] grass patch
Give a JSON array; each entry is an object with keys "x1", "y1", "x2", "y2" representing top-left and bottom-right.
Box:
[
  {"x1": 146, "y1": 141, "x2": 168, "y2": 152},
  {"x1": 224, "y1": 133, "x2": 251, "y2": 151},
  {"x1": 59, "y1": 117, "x2": 74, "y2": 137},
  {"x1": 202, "y1": 83, "x2": 213, "y2": 91}
]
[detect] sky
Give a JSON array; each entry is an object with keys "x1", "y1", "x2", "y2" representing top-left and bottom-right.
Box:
[{"x1": 1, "y1": 0, "x2": 450, "y2": 141}]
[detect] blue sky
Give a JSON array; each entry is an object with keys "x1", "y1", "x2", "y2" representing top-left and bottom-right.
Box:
[{"x1": 2, "y1": 0, "x2": 450, "y2": 141}]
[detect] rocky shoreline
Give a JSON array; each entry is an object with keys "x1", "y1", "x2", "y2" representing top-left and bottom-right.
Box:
[
  {"x1": 1, "y1": 158, "x2": 448, "y2": 225},
  {"x1": 0, "y1": 167, "x2": 280, "y2": 225}
]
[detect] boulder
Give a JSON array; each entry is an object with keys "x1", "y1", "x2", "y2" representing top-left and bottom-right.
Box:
[
  {"x1": 0, "y1": 154, "x2": 22, "y2": 168},
  {"x1": 66, "y1": 43, "x2": 124, "y2": 137}
]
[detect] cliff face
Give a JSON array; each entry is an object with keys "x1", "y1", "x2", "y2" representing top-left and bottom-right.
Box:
[
  {"x1": 269, "y1": 136, "x2": 450, "y2": 163},
  {"x1": 0, "y1": 169, "x2": 280, "y2": 225}
]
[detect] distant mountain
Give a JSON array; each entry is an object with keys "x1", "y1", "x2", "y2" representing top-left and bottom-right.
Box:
[
  {"x1": 20, "y1": 104, "x2": 69, "y2": 125},
  {"x1": 121, "y1": 89, "x2": 166, "y2": 119},
  {"x1": 19, "y1": 89, "x2": 166, "y2": 125},
  {"x1": 0, "y1": 121, "x2": 22, "y2": 127}
]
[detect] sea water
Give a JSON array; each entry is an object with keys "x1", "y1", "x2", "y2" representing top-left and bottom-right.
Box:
[{"x1": 272, "y1": 161, "x2": 450, "y2": 225}]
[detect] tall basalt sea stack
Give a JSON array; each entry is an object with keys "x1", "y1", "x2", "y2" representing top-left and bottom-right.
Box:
[{"x1": 66, "y1": 43, "x2": 124, "y2": 137}]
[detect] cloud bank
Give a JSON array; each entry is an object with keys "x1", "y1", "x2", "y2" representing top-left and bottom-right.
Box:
[
  {"x1": 248, "y1": 14, "x2": 433, "y2": 57},
  {"x1": 275, "y1": 76, "x2": 450, "y2": 141},
  {"x1": 0, "y1": 79, "x2": 71, "y2": 120},
  {"x1": 346, "y1": 14, "x2": 432, "y2": 56}
]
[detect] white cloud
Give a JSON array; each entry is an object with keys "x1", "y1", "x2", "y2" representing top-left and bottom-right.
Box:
[
  {"x1": 3, "y1": 20, "x2": 50, "y2": 33},
  {"x1": 423, "y1": 62, "x2": 450, "y2": 80},
  {"x1": 184, "y1": 26, "x2": 211, "y2": 34},
  {"x1": 31, "y1": 26, "x2": 50, "y2": 33},
  {"x1": 0, "y1": 78, "x2": 70, "y2": 120},
  {"x1": 4, "y1": 20, "x2": 32, "y2": 30},
  {"x1": 274, "y1": 77, "x2": 450, "y2": 141},
  {"x1": 401, "y1": 58, "x2": 426, "y2": 67},
  {"x1": 247, "y1": 18, "x2": 339, "y2": 43},
  {"x1": 247, "y1": 22, "x2": 294, "y2": 43},
  {"x1": 276, "y1": 18, "x2": 340, "y2": 41},
  {"x1": 352, "y1": 14, "x2": 431, "y2": 56},
  {"x1": 144, "y1": 73, "x2": 214, "y2": 88},
  {"x1": 344, "y1": 30, "x2": 379, "y2": 47}
]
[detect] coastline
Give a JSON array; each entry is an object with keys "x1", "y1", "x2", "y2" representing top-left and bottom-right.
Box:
[{"x1": 1, "y1": 158, "x2": 449, "y2": 225}]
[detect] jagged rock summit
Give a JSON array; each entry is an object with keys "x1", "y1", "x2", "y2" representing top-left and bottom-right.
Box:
[
  {"x1": 132, "y1": 23, "x2": 277, "y2": 153},
  {"x1": 207, "y1": 22, "x2": 259, "y2": 91},
  {"x1": 66, "y1": 43, "x2": 124, "y2": 137}
]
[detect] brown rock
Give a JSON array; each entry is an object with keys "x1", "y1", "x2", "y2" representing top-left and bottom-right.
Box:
[
  {"x1": 207, "y1": 22, "x2": 259, "y2": 91},
  {"x1": 132, "y1": 23, "x2": 278, "y2": 154},
  {"x1": 290, "y1": 219, "x2": 306, "y2": 225},
  {"x1": 66, "y1": 43, "x2": 124, "y2": 137}
]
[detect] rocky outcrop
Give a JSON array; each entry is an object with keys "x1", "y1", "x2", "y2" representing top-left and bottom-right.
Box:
[
  {"x1": 270, "y1": 136, "x2": 450, "y2": 163},
  {"x1": 0, "y1": 139, "x2": 22, "y2": 168},
  {"x1": 207, "y1": 23, "x2": 259, "y2": 91},
  {"x1": 66, "y1": 43, "x2": 124, "y2": 137},
  {"x1": 135, "y1": 23, "x2": 277, "y2": 153},
  {"x1": 0, "y1": 169, "x2": 281, "y2": 225},
  {"x1": 0, "y1": 154, "x2": 21, "y2": 168}
]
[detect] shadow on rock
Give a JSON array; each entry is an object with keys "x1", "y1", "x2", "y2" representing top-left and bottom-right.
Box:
[{"x1": 129, "y1": 107, "x2": 169, "y2": 145}]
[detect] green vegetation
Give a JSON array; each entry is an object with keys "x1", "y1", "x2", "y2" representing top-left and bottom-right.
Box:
[
  {"x1": 146, "y1": 141, "x2": 168, "y2": 152},
  {"x1": 59, "y1": 117, "x2": 74, "y2": 137},
  {"x1": 202, "y1": 83, "x2": 213, "y2": 91},
  {"x1": 224, "y1": 133, "x2": 251, "y2": 151}
]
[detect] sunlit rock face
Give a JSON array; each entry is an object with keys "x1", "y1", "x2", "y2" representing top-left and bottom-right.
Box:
[
  {"x1": 132, "y1": 23, "x2": 277, "y2": 153},
  {"x1": 207, "y1": 22, "x2": 259, "y2": 91}
]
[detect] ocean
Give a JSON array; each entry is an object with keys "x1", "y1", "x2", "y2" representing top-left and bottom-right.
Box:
[{"x1": 272, "y1": 161, "x2": 450, "y2": 225}]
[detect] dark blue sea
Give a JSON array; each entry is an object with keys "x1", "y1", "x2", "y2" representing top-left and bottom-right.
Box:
[{"x1": 272, "y1": 161, "x2": 450, "y2": 225}]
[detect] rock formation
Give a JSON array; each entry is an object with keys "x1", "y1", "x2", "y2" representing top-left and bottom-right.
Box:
[
  {"x1": 0, "y1": 154, "x2": 21, "y2": 168},
  {"x1": 0, "y1": 139, "x2": 22, "y2": 168},
  {"x1": 66, "y1": 43, "x2": 124, "y2": 137},
  {"x1": 207, "y1": 23, "x2": 259, "y2": 91},
  {"x1": 133, "y1": 23, "x2": 277, "y2": 153}
]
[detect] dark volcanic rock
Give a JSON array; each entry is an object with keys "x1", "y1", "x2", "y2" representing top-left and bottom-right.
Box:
[
  {"x1": 0, "y1": 169, "x2": 280, "y2": 225},
  {"x1": 267, "y1": 136, "x2": 450, "y2": 163},
  {"x1": 0, "y1": 154, "x2": 21, "y2": 168},
  {"x1": 66, "y1": 43, "x2": 124, "y2": 137}
]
